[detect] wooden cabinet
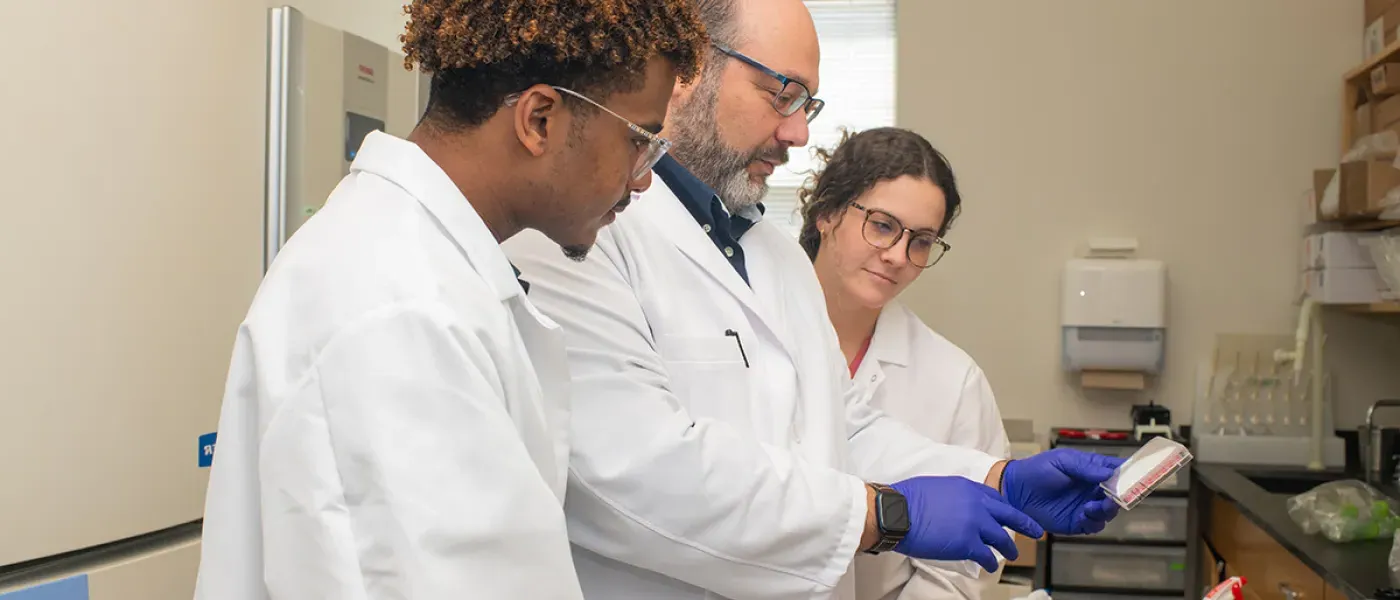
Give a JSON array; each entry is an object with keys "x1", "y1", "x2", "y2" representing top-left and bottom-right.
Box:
[{"x1": 1204, "y1": 493, "x2": 1348, "y2": 600}]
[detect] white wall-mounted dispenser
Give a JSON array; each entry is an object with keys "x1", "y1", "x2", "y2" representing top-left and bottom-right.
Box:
[{"x1": 1061, "y1": 239, "x2": 1167, "y2": 389}]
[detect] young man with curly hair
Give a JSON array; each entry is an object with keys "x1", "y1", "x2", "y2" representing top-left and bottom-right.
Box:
[{"x1": 193, "y1": 1, "x2": 705, "y2": 598}]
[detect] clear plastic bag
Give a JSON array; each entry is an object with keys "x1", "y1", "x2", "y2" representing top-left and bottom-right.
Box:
[
  {"x1": 1344, "y1": 130, "x2": 1400, "y2": 162},
  {"x1": 1390, "y1": 533, "x2": 1400, "y2": 587},
  {"x1": 1287, "y1": 480, "x2": 1400, "y2": 542},
  {"x1": 1334, "y1": 132, "x2": 1400, "y2": 218},
  {"x1": 1361, "y1": 231, "x2": 1400, "y2": 298}
]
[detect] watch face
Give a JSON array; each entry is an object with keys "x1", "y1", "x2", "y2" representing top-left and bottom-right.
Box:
[{"x1": 878, "y1": 492, "x2": 911, "y2": 534}]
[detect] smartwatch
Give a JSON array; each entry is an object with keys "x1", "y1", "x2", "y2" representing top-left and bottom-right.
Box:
[{"x1": 864, "y1": 483, "x2": 910, "y2": 554}]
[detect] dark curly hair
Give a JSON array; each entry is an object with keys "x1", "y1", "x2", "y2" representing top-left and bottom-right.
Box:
[
  {"x1": 401, "y1": 0, "x2": 708, "y2": 130},
  {"x1": 797, "y1": 127, "x2": 963, "y2": 261}
]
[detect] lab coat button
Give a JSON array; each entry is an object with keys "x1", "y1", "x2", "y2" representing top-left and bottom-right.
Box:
[{"x1": 724, "y1": 246, "x2": 735, "y2": 257}]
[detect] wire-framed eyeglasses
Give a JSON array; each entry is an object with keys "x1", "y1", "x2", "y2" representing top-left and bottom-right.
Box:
[
  {"x1": 505, "y1": 86, "x2": 672, "y2": 180},
  {"x1": 848, "y1": 202, "x2": 951, "y2": 269},
  {"x1": 711, "y1": 43, "x2": 825, "y2": 123}
]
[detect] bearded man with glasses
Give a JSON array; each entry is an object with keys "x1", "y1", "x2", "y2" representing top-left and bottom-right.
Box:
[{"x1": 505, "y1": 1, "x2": 1125, "y2": 599}]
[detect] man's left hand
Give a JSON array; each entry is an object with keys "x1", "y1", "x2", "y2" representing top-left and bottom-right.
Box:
[{"x1": 1001, "y1": 448, "x2": 1125, "y2": 535}]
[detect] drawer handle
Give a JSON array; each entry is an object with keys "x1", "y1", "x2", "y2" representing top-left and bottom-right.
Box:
[{"x1": 1280, "y1": 582, "x2": 1301, "y2": 600}]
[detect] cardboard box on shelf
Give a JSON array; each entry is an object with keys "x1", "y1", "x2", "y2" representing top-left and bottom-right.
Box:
[
  {"x1": 1374, "y1": 92, "x2": 1400, "y2": 130},
  {"x1": 1303, "y1": 231, "x2": 1380, "y2": 270},
  {"x1": 1340, "y1": 159, "x2": 1400, "y2": 217},
  {"x1": 1369, "y1": 0, "x2": 1397, "y2": 25},
  {"x1": 1375, "y1": 64, "x2": 1400, "y2": 96},
  {"x1": 1367, "y1": 2, "x2": 1400, "y2": 57},
  {"x1": 1355, "y1": 102, "x2": 1375, "y2": 148},
  {"x1": 1311, "y1": 168, "x2": 1337, "y2": 222},
  {"x1": 1304, "y1": 268, "x2": 1391, "y2": 304}
]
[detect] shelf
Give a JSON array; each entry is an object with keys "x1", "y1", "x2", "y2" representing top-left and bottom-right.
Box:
[
  {"x1": 1345, "y1": 38, "x2": 1400, "y2": 85},
  {"x1": 1340, "y1": 218, "x2": 1400, "y2": 231},
  {"x1": 1048, "y1": 536, "x2": 1187, "y2": 548},
  {"x1": 1341, "y1": 41, "x2": 1400, "y2": 152},
  {"x1": 1343, "y1": 302, "x2": 1400, "y2": 314}
]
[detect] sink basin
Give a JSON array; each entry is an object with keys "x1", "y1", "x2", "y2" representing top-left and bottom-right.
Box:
[{"x1": 1239, "y1": 468, "x2": 1355, "y2": 496}]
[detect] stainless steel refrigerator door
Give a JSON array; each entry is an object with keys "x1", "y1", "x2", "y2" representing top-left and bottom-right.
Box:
[{"x1": 265, "y1": 6, "x2": 429, "y2": 270}]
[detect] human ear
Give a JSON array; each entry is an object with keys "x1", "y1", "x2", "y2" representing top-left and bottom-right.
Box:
[
  {"x1": 512, "y1": 84, "x2": 563, "y2": 158},
  {"x1": 817, "y1": 211, "x2": 841, "y2": 237}
]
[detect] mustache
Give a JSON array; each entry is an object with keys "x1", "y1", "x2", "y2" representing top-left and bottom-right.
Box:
[
  {"x1": 752, "y1": 146, "x2": 789, "y2": 166},
  {"x1": 613, "y1": 190, "x2": 640, "y2": 210}
]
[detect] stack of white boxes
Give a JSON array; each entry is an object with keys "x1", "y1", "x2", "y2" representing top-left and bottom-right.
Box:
[{"x1": 1301, "y1": 231, "x2": 1393, "y2": 304}]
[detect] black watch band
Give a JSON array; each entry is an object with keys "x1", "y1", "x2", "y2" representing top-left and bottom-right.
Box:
[{"x1": 865, "y1": 483, "x2": 909, "y2": 555}]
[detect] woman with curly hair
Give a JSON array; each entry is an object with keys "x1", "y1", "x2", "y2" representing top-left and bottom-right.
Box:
[
  {"x1": 194, "y1": 2, "x2": 706, "y2": 598},
  {"x1": 799, "y1": 127, "x2": 1013, "y2": 600}
]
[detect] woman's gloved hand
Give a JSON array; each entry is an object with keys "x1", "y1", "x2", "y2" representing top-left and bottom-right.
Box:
[
  {"x1": 1002, "y1": 448, "x2": 1125, "y2": 535},
  {"x1": 891, "y1": 476, "x2": 1044, "y2": 573}
]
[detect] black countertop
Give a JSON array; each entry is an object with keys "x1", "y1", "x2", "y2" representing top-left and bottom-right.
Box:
[{"x1": 1195, "y1": 463, "x2": 1398, "y2": 600}]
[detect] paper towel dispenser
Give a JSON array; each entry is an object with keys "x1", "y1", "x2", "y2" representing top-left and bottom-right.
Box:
[{"x1": 1061, "y1": 258, "x2": 1167, "y2": 374}]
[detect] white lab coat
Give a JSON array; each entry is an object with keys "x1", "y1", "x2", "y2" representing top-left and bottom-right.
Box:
[
  {"x1": 194, "y1": 131, "x2": 585, "y2": 600},
  {"x1": 502, "y1": 176, "x2": 1001, "y2": 600},
  {"x1": 850, "y1": 302, "x2": 1012, "y2": 600}
]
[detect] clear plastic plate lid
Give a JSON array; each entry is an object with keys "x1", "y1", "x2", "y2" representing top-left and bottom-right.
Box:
[{"x1": 1100, "y1": 436, "x2": 1194, "y2": 510}]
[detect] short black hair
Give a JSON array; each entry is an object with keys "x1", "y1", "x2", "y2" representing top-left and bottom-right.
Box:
[{"x1": 401, "y1": 0, "x2": 709, "y2": 130}]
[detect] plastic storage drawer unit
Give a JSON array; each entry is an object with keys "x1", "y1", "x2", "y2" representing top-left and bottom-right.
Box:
[
  {"x1": 1091, "y1": 496, "x2": 1189, "y2": 542},
  {"x1": 1050, "y1": 544, "x2": 1187, "y2": 591},
  {"x1": 1052, "y1": 593, "x2": 1178, "y2": 600}
]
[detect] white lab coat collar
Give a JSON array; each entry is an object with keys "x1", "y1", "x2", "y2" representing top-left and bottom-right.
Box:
[
  {"x1": 349, "y1": 130, "x2": 525, "y2": 304},
  {"x1": 636, "y1": 176, "x2": 763, "y2": 317},
  {"x1": 866, "y1": 302, "x2": 913, "y2": 368}
]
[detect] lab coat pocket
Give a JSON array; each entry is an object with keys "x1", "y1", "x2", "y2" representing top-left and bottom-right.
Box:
[{"x1": 654, "y1": 334, "x2": 754, "y2": 434}]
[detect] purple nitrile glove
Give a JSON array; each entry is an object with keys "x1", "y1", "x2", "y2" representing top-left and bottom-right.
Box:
[
  {"x1": 890, "y1": 475, "x2": 1045, "y2": 573},
  {"x1": 1002, "y1": 448, "x2": 1125, "y2": 535}
]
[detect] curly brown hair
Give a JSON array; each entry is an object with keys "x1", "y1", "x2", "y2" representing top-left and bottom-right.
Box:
[
  {"x1": 797, "y1": 127, "x2": 964, "y2": 261},
  {"x1": 401, "y1": 0, "x2": 708, "y2": 129}
]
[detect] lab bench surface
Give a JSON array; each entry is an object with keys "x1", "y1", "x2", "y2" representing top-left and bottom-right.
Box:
[{"x1": 1194, "y1": 463, "x2": 1397, "y2": 600}]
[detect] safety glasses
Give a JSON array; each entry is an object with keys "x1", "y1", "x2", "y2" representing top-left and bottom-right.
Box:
[
  {"x1": 506, "y1": 86, "x2": 671, "y2": 181},
  {"x1": 711, "y1": 43, "x2": 825, "y2": 123},
  {"x1": 849, "y1": 202, "x2": 951, "y2": 269}
]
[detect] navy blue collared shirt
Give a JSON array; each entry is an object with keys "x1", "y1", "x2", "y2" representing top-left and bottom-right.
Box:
[{"x1": 652, "y1": 155, "x2": 763, "y2": 285}]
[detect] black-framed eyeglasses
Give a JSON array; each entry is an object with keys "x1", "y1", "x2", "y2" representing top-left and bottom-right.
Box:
[
  {"x1": 848, "y1": 202, "x2": 951, "y2": 269},
  {"x1": 711, "y1": 43, "x2": 825, "y2": 123},
  {"x1": 505, "y1": 86, "x2": 672, "y2": 180}
]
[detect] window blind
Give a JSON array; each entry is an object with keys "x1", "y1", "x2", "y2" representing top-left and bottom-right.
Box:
[{"x1": 764, "y1": 0, "x2": 897, "y2": 236}]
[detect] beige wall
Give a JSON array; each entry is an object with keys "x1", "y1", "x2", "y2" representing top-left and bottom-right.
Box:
[
  {"x1": 895, "y1": 0, "x2": 1400, "y2": 434},
  {"x1": 282, "y1": 0, "x2": 409, "y2": 50}
]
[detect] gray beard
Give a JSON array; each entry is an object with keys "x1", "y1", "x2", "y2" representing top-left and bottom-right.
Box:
[{"x1": 667, "y1": 81, "x2": 778, "y2": 215}]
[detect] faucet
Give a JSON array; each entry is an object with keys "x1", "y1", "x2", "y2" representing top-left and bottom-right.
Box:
[
  {"x1": 1274, "y1": 299, "x2": 1327, "y2": 470},
  {"x1": 1363, "y1": 399, "x2": 1400, "y2": 485},
  {"x1": 1366, "y1": 399, "x2": 1400, "y2": 430}
]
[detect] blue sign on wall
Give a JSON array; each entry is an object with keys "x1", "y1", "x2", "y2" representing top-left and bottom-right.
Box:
[
  {"x1": 198, "y1": 431, "x2": 217, "y2": 468},
  {"x1": 0, "y1": 575, "x2": 88, "y2": 600}
]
